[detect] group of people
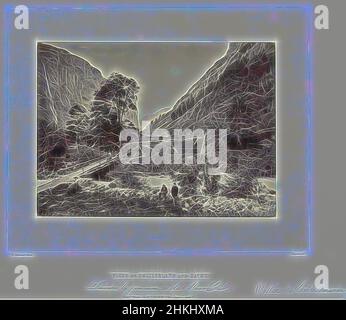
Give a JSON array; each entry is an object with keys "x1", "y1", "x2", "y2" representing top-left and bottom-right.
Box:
[{"x1": 158, "y1": 183, "x2": 179, "y2": 204}]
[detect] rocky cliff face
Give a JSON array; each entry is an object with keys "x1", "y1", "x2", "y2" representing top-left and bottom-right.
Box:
[
  {"x1": 37, "y1": 43, "x2": 106, "y2": 167},
  {"x1": 37, "y1": 43, "x2": 140, "y2": 170},
  {"x1": 151, "y1": 42, "x2": 276, "y2": 176},
  {"x1": 37, "y1": 43, "x2": 105, "y2": 130},
  {"x1": 151, "y1": 42, "x2": 275, "y2": 133}
]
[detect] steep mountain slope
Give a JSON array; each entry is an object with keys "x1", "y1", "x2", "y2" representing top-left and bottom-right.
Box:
[
  {"x1": 37, "y1": 43, "x2": 105, "y2": 130},
  {"x1": 151, "y1": 42, "x2": 275, "y2": 137},
  {"x1": 151, "y1": 42, "x2": 276, "y2": 176}
]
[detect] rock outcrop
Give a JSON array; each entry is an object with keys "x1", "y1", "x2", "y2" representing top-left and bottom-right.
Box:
[
  {"x1": 37, "y1": 43, "x2": 105, "y2": 130},
  {"x1": 37, "y1": 43, "x2": 140, "y2": 169}
]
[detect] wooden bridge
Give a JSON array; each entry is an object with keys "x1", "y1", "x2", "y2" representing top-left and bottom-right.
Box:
[{"x1": 37, "y1": 153, "x2": 119, "y2": 193}]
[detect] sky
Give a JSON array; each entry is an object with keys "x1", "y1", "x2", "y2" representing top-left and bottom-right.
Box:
[{"x1": 49, "y1": 42, "x2": 227, "y2": 122}]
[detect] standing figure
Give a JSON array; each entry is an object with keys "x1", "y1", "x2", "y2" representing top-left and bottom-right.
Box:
[
  {"x1": 159, "y1": 184, "x2": 168, "y2": 200},
  {"x1": 171, "y1": 183, "x2": 179, "y2": 205}
]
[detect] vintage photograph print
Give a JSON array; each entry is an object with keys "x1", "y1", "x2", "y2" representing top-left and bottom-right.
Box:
[{"x1": 37, "y1": 42, "x2": 276, "y2": 218}]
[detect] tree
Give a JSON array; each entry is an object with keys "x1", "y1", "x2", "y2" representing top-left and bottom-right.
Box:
[
  {"x1": 87, "y1": 73, "x2": 140, "y2": 150},
  {"x1": 94, "y1": 72, "x2": 139, "y2": 124}
]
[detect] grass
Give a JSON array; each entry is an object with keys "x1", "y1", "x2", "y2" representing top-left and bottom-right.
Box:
[{"x1": 38, "y1": 171, "x2": 276, "y2": 217}]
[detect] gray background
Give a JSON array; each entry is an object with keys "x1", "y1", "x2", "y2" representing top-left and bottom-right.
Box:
[{"x1": 0, "y1": 0, "x2": 344, "y2": 299}]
